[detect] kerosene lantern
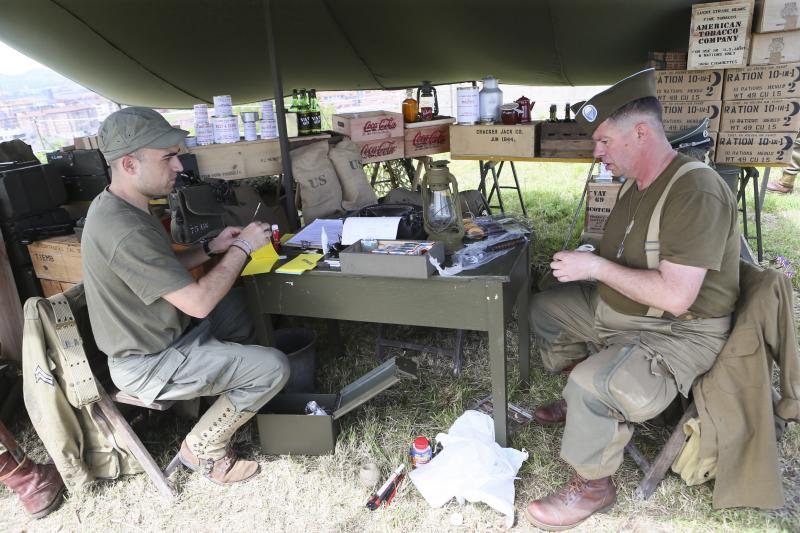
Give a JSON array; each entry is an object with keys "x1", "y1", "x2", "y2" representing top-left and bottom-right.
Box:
[
  {"x1": 416, "y1": 81, "x2": 439, "y2": 121},
  {"x1": 421, "y1": 160, "x2": 464, "y2": 252}
]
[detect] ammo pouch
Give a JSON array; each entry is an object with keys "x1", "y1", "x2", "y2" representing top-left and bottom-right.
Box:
[
  {"x1": 170, "y1": 181, "x2": 287, "y2": 244},
  {"x1": 353, "y1": 203, "x2": 426, "y2": 240},
  {"x1": 168, "y1": 183, "x2": 226, "y2": 244}
]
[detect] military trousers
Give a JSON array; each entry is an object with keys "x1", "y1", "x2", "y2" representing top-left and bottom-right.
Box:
[
  {"x1": 529, "y1": 282, "x2": 730, "y2": 479},
  {"x1": 778, "y1": 133, "x2": 799, "y2": 189},
  {"x1": 108, "y1": 288, "x2": 289, "y2": 414}
]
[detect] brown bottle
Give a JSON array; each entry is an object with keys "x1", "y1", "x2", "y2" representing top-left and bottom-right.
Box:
[{"x1": 402, "y1": 88, "x2": 418, "y2": 123}]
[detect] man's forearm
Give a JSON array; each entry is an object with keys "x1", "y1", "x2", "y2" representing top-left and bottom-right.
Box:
[
  {"x1": 193, "y1": 247, "x2": 249, "y2": 313},
  {"x1": 176, "y1": 245, "x2": 209, "y2": 270},
  {"x1": 592, "y1": 257, "x2": 696, "y2": 316}
]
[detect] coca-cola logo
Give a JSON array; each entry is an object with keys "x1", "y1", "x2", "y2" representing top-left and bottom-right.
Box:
[
  {"x1": 412, "y1": 130, "x2": 445, "y2": 148},
  {"x1": 361, "y1": 140, "x2": 397, "y2": 158},
  {"x1": 363, "y1": 117, "x2": 397, "y2": 133}
]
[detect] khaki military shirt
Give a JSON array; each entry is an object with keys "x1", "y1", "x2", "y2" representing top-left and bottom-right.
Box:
[
  {"x1": 81, "y1": 190, "x2": 193, "y2": 358},
  {"x1": 597, "y1": 154, "x2": 740, "y2": 318}
]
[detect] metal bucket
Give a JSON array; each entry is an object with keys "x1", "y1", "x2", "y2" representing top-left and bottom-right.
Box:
[{"x1": 274, "y1": 327, "x2": 317, "y2": 392}]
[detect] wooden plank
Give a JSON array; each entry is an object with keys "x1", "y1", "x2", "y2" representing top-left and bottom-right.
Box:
[{"x1": 0, "y1": 231, "x2": 23, "y2": 361}]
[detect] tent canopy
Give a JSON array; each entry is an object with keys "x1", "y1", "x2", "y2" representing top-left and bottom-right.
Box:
[{"x1": 0, "y1": 0, "x2": 702, "y2": 108}]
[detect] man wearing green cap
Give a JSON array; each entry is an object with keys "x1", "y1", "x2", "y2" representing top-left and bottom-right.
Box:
[
  {"x1": 82, "y1": 107, "x2": 289, "y2": 486},
  {"x1": 525, "y1": 69, "x2": 740, "y2": 530}
]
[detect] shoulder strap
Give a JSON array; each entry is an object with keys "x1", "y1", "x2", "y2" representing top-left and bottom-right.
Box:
[
  {"x1": 644, "y1": 161, "x2": 708, "y2": 317},
  {"x1": 617, "y1": 177, "x2": 635, "y2": 200},
  {"x1": 41, "y1": 293, "x2": 101, "y2": 407}
]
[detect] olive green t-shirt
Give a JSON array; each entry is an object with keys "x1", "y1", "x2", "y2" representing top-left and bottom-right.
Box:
[
  {"x1": 81, "y1": 190, "x2": 194, "y2": 358},
  {"x1": 597, "y1": 154, "x2": 740, "y2": 318}
]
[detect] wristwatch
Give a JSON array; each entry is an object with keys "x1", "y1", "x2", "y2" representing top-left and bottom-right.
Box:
[{"x1": 202, "y1": 238, "x2": 215, "y2": 257}]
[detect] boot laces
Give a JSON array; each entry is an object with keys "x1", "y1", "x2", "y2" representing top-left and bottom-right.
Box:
[{"x1": 558, "y1": 475, "x2": 586, "y2": 505}]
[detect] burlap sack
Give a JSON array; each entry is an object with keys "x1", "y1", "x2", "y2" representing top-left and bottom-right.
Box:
[
  {"x1": 329, "y1": 138, "x2": 377, "y2": 211},
  {"x1": 291, "y1": 141, "x2": 343, "y2": 224}
]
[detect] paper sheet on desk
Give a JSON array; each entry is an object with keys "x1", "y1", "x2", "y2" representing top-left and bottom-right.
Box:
[
  {"x1": 240, "y1": 243, "x2": 279, "y2": 276},
  {"x1": 341, "y1": 216, "x2": 401, "y2": 245},
  {"x1": 285, "y1": 219, "x2": 343, "y2": 249}
]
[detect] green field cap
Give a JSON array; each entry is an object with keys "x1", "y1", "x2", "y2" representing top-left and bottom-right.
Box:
[
  {"x1": 99, "y1": 107, "x2": 188, "y2": 162},
  {"x1": 574, "y1": 68, "x2": 657, "y2": 134}
]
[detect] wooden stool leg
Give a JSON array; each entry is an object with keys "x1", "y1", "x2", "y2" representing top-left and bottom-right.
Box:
[
  {"x1": 95, "y1": 385, "x2": 176, "y2": 500},
  {"x1": 632, "y1": 402, "x2": 698, "y2": 500}
]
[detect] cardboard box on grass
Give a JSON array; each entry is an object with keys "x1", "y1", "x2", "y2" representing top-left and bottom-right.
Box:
[
  {"x1": 340, "y1": 240, "x2": 445, "y2": 279},
  {"x1": 257, "y1": 357, "x2": 416, "y2": 455}
]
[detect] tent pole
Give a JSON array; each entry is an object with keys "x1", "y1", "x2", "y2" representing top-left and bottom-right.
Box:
[{"x1": 264, "y1": 0, "x2": 300, "y2": 231}]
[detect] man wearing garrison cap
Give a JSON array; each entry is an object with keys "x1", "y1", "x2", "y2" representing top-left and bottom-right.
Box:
[
  {"x1": 82, "y1": 107, "x2": 289, "y2": 486},
  {"x1": 525, "y1": 69, "x2": 740, "y2": 530}
]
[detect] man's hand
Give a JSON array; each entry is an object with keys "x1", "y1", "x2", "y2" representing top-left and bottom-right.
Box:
[
  {"x1": 236, "y1": 221, "x2": 272, "y2": 252},
  {"x1": 551, "y1": 250, "x2": 602, "y2": 282},
  {"x1": 207, "y1": 226, "x2": 242, "y2": 254}
]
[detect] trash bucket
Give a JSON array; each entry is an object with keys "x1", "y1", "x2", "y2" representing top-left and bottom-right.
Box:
[
  {"x1": 274, "y1": 328, "x2": 317, "y2": 392},
  {"x1": 715, "y1": 164, "x2": 740, "y2": 197}
]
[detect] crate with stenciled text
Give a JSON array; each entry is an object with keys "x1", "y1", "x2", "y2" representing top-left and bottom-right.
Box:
[
  {"x1": 585, "y1": 180, "x2": 623, "y2": 234},
  {"x1": 450, "y1": 123, "x2": 538, "y2": 158}
]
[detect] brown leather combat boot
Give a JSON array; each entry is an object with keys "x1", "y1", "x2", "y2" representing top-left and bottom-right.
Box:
[
  {"x1": 0, "y1": 451, "x2": 65, "y2": 519},
  {"x1": 178, "y1": 441, "x2": 260, "y2": 486},
  {"x1": 524, "y1": 473, "x2": 616, "y2": 531},
  {"x1": 533, "y1": 399, "x2": 568, "y2": 425}
]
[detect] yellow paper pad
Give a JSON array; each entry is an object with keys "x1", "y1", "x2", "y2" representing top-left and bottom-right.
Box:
[
  {"x1": 240, "y1": 244, "x2": 280, "y2": 276},
  {"x1": 275, "y1": 253, "x2": 323, "y2": 275}
]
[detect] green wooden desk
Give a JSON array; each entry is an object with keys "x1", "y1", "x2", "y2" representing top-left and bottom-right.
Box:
[{"x1": 243, "y1": 242, "x2": 531, "y2": 447}]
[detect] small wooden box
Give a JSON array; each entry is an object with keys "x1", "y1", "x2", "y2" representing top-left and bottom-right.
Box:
[
  {"x1": 40, "y1": 279, "x2": 78, "y2": 298},
  {"x1": 28, "y1": 234, "x2": 82, "y2": 283},
  {"x1": 755, "y1": 0, "x2": 799, "y2": 33},
  {"x1": 749, "y1": 29, "x2": 800, "y2": 65},
  {"x1": 353, "y1": 137, "x2": 405, "y2": 164},
  {"x1": 585, "y1": 181, "x2": 622, "y2": 233},
  {"x1": 449, "y1": 123, "x2": 538, "y2": 158},
  {"x1": 537, "y1": 122, "x2": 594, "y2": 158}
]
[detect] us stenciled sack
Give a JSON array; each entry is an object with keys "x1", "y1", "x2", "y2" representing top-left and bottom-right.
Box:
[
  {"x1": 168, "y1": 184, "x2": 226, "y2": 244},
  {"x1": 328, "y1": 138, "x2": 377, "y2": 211},
  {"x1": 291, "y1": 140, "x2": 343, "y2": 224}
]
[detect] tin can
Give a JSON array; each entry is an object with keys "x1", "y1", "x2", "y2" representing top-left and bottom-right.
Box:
[
  {"x1": 193, "y1": 104, "x2": 210, "y2": 125},
  {"x1": 260, "y1": 119, "x2": 278, "y2": 139},
  {"x1": 184, "y1": 136, "x2": 198, "y2": 148},
  {"x1": 409, "y1": 436, "x2": 432, "y2": 468},
  {"x1": 213, "y1": 94, "x2": 233, "y2": 117},
  {"x1": 243, "y1": 121, "x2": 257, "y2": 141},
  {"x1": 457, "y1": 86, "x2": 480, "y2": 125},
  {"x1": 212, "y1": 115, "x2": 239, "y2": 144},
  {"x1": 260, "y1": 100, "x2": 275, "y2": 119},
  {"x1": 195, "y1": 122, "x2": 215, "y2": 145}
]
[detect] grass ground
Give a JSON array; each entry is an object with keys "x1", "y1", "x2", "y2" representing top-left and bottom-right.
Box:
[{"x1": 2, "y1": 160, "x2": 799, "y2": 532}]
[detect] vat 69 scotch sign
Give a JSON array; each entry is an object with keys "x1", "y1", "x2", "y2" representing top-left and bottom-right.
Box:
[{"x1": 688, "y1": 0, "x2": 755, "y2": 70}]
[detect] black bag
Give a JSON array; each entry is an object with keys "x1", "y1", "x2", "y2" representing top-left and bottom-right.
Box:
[
  {"x1": 168, "y1": 181, "x2": 283, "y2": 244},
  {"x1": 46, "y1": 149, "x2": 108, "y2": 177},
  {"x1": 0, "y1": 164, "x2": 67, "y2": 221},
  {"x1": 63, "y1": 175, "x2": 109, "y2": 202},
  {"x1": 0, "y1": 208, "x2": 73, "y2": 267},
  {"x1": 354, "y1": 203, "x2": 426, "y2": 240}
]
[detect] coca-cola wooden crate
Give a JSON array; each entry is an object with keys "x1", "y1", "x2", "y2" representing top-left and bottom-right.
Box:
[
  {"x1": 355, "y1": 137, "x2": 405, "y2": 164},
  {"x1": 332, "y1": 111, "x2": 403, "y2": 143},
  {"x1": 403, "y1": 116, "x2": 455, "y2": 157}
]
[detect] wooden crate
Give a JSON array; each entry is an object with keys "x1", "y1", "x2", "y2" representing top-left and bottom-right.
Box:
[
  {"x1": 585, "y1": 181, "x2": 622, "y2": 233},
  {"x1": 661, "y1": 101, "x2": 722, "y2": 132},
  {"x1": 403, "y1": 117, "x2": 454, "y2": 157},
  {"x1": 656, "y1": 69, "x2": 725, "y2": 102},
  {"x1": 755, "y1": 0, "x2": 799, "y2": 33},
  {"x1": 715, "y1": 131, "x2": 796, "y2": 163},
  {"x1": 28, "y1": 234, "x2": 82, "y2": 283},
  {"x1": 749, "y1": 29, "x2": 800, "y2": 65},
  {"x1": 723, "y1": 62, "x2": 800, "y2": 99},
  {"x1": 688, "y1": 0, "x2": 754, "y2": 70},
  {"x1": 40, "y1": 279, "x2": 78, "y2": 298},
  {"x1": 449, "y1": 123, "x2": 538, "y2": 158},
  {"x1": 720, "y1": 97, "x2": 800, "y2": 132},
  {"x1": 537, "y1": 122, "x2": 594, "y2": 158}
]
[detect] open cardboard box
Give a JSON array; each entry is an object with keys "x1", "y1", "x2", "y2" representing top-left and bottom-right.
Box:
[{"x1": 257, "y1": 357, "x2": 416, "y2": 455}]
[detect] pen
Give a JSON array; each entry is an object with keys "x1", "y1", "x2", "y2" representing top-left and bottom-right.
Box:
[
  {"x1": 251, "y1": 201, "x2": 262, "y2": 222},
  {"x1": 366, "y1": 464, "x2": 405, "y2": 510}
]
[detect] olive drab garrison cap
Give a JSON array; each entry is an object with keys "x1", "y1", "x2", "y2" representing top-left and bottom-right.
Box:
[
  {"x1": 573, "y1": 68, "x2": 657, "y2": 135},
  {"x1": 98, "y1": 107, "x2": 188, "y2": 162}
]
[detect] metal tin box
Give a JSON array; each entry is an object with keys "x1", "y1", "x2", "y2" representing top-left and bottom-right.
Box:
[
  {"x1": 339, "y1": 239, "x2": 444, "y2": 279},
  {"x1": 257, "y1": 357, "x2": 416, "y2": 455}
]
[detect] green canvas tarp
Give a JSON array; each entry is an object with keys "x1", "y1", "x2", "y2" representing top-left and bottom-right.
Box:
[{"x1": 0, "y1": 0, "x2": 705, "y2": 108}]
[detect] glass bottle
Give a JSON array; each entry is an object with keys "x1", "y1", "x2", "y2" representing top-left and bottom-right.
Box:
[
  {"x1": 298, "y1": 89, "x2": 312, "y2": 136},
  {"x1": 564, "y1": 102, "x2": 572, "y2": 122},
  {"x1": 548, "y1": 104, "x2": 558, "y2": 122},
  {"x1": 309, "y1": 89, "x2": 322, "y2": 134},
  {"x1": 402, "y1": 88, "x2": 418, "y2": 123}
]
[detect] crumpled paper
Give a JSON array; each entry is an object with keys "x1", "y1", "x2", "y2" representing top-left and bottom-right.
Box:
[{"x1": 408, "y1": 410, "x2": 528, "y2": 528}]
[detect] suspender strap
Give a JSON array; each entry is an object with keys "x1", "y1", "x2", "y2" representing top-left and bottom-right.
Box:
[
  {"x1": 643, "y1": 161, "x2": 708, "y2": 317},
  {"x1": 47, "y1": 293, "x2": 100, "y2": 407}
]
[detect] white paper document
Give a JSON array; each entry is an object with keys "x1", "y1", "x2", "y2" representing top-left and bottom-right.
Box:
[
  {"x1": 341, "y1": 216, "x2": 401, "y2": 245},
  {"x1": 285, "y1": 219, "x2": 344, "y2": 249}
]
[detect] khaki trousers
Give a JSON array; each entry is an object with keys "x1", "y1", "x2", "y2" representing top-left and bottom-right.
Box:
[
  {"x1": 529, "y1": 282, "x2": 730, "y2": 479},
  {"x1": 108, "y1": 288, "x2": 289, "y2": 414},
  {"x1": 778, "y1": 133, "x2": 800, "y2": 189}
]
